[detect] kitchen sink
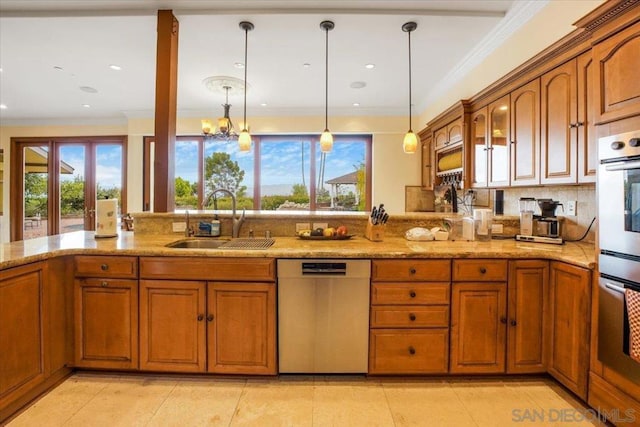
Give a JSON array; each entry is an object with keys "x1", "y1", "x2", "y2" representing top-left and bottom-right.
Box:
[{"x1": 165, "y1": 238, "x2": 275, "y2": 250}]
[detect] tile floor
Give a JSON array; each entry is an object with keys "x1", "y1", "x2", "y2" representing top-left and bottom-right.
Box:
[{"x1": 7, "y1": 374, "x2": 607, "y2": 427}]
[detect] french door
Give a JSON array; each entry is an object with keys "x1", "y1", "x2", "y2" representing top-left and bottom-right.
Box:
[{"x1": 10, "y1": 137, "x2": 127, "y2": 241}]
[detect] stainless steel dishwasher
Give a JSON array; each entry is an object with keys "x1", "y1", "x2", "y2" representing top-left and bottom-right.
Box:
[{"x1": 277, "y1": 259, "x2": 371, "y2": 373}]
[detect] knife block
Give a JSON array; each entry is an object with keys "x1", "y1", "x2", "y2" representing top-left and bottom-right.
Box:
[{"x1": 365, "y1": 220, "x2": 385, "y2": 242}]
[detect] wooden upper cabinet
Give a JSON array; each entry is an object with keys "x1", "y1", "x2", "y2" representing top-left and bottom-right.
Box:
[
  {"x1": 510, "y1": 79, "x2": 540, "y2": 186},
  {"x1": 593, "y1": 22, "x2": 640, "y2": 124},
  {"x1": 470, "y1": 107, "x2": 488, "y2": 188},
  {"x1": 447, "y1": 119, "x2": 463, "y2": 145},
  {"x1": 420, "y1": 131, "x2": 433, "y2": 190},
  {"x1": 434, "y1": 126, "x2": 448, "y2": 150},
  {"x1": 541, "y1": 59, "x2": 578, "y2": 184},
  {"x1": 577, "y1": 51, "x2": 596, "y2": 183},
  {"x1": 488, "y1": 94, "x2": 510, "y2": 187}
]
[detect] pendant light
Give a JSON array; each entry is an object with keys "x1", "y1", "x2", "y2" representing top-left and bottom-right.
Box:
[
  {"x1": 320, "y1": 20, "x2": 335, "y2": 153},
  {"x1": 238, "y1": 21, "x2": 254, "y2": 152},
  {"x1": 402, "y1": 21, "x2": 418, "y2": 154}
]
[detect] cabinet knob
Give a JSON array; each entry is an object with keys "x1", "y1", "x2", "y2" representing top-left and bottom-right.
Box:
[
  {"x1": 483, "y1": 147, "x2": 488, "y2": 151},
  {"x1": 408, "y1": 346, "x2": 416, "y2": 355},
  {"x1": 569, "y1": 123, "x2": 576, "y2": 129},
  {"x1": 479, "y1": 267, "x2": 487, "y2": 274},
  {"x1": 100, "y1": 264, "x2": 109, "y2": 271},
  {"x1": 409, "y1": 291, "x2": 417, "y2": 298},
  {"x1": 409, "y1": 313, "x2": 416, "y2": 321},
  {"x1": 207, "y1": 314, "x2": 214, "y2": 322},
  {"x1": 409, "y1": 267, "x2": 417, "y2": 275},
  {"x1": 510, "y1": 140, "x2": 516, "y2": 144},
  {"x1": 101, "y1": 281, "x2": 108, "y2": 287},
  {"x1": 576, "y1": 122, "x2": 584, "y2": 127},
  {"x1": 510, "y1": 319, "x2": 517, "y2": 326},
  {"x1": 500, "y1": 316, "x2": 507, "y2": 324},
  {"x1": 197, "y1": 314, "x2": 204, "y2": 321}
]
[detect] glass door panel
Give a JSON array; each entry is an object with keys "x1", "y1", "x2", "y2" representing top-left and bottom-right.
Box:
[
  {"x1": 23, "y1": 145, "x2": 50, "y2": 239},
  {"x1": 96, "y1": 144, "x2": 123, "y2": 228},
  {"x1": 489, "y1": 96, "x2": 510, "y2": 186},
  {"x1": 204, "y1": 139, "x2": 254, "y2": 210},
  {"x1": 315, "y1": 141, "x2": 367, "y2": 211},
  {"x1": 174, "y1": 140, "x2": 199, "y2": 209},
  {"x1": 59, "y1": 145, "x2": 86, "y2": 234}
]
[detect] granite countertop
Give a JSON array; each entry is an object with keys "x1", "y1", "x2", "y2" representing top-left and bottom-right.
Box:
[{"x1": 0, "y1": 230, "x2": 597, "y2": 271}]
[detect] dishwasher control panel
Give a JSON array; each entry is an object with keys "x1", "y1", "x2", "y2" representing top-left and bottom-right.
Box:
[{"x1": 302, "y1": 262, "x2": 347, "y2": 275}]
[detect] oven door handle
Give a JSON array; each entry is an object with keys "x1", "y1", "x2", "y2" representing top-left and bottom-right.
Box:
[
  {"x1": 604, "y1": 160, "x2": 640, "y2": 171},
  {"x1": 604, "y1": 282, "x2": 625, "y2": 294}
]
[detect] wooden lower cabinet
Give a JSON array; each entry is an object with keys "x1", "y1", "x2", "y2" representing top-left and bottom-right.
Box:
[
  {"x1": 369, "y1": 329, "x2": 449, "y2": 374},
  {"x1": 139, "y1": 280, "x2": 207, "y2": 372},
  {"x1": 74, "y1": 278, "x2": 138, "y2": 369},
  {"x1": 450, "y1": 283, "x2": 507, "y2": 373},
  {"x1": 0, "y1": 262, "x2": 49, "y2": 414},
  {"x1": 548, "y1": 261, "x2": 591, "y2": 400},
  {"x1": 207, "y1": 282, "x2": 276, "y2": 374}
]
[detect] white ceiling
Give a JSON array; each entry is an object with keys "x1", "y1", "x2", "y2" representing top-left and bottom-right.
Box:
[{"x1": 0, "y1": 0, "x2": 550, "y2": 124}]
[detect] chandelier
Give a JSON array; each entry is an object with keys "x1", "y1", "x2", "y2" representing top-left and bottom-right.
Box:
[{"x1": 201, "y1": 84, "x2": 238, "y2": 140}]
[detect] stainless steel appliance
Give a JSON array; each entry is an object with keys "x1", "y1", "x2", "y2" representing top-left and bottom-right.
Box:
[
  {"x1": 515, "y1": 197, "x2": 564, "y2": 244},
  {"x1": 277, "y1": 259, "x2": 370, "y2": 373},
  {"x1": 598, "y1": 130, "x2": 640, "y2": 386}
]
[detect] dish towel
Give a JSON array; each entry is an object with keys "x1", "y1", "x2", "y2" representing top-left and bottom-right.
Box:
[{"x1": 626, "y1": 288, "x2": 640, "y2": 363}]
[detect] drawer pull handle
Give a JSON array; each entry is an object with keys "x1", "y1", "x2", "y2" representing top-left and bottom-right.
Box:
[
  {"x1": 479, "y1": 267, "x2": 487, "y2": 274},
  {"x1": 409, "y1": 268, "x2": 417, "y2": 275},
  {"x1": 207, "y1": 314, "x2": 214, "y2": 322},
  {"x1": 197, "y1": 314, "x2": 204, "y2": 321},
  {"x1": 500, "y1": 316, "x2": 507, "y2": 324},
  {"x1": 409, "y1": 313, "x2": 416, "y2": 321},
  {"x1": 409, "y1": 291, "x2": 417, "y2": 298},
  {"x1": 510, "y1": 319, "x2": 517, "y2": 327},
  {"x1": 408, "y1": 346, "x2": 416, "y2": 355},
  {"x1": 101, "y1": 264, "x2": 109, "y2": 271},
  {"x1": 101, "y1": 281, "x2": 108, "y2": 287}
]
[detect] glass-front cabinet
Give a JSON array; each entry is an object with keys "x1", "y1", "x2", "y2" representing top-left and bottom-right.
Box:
[
  {"x1": 470, "y1": 108, "x2": 487, "y2": 188},
  {"x1": 488, "y1": 95, "x2": 510, "y2": 187}
]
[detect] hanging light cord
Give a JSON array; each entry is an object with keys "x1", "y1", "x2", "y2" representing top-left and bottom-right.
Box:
[
  {"x1": 407, "y1": 27, "x2": 413, "y2": 132},
  {"x1": 324, "y1": 25, "x2": 329, "y2": 131},
  {"x1": 243, "y1": 26, "x2": 248, "y2": 131}
]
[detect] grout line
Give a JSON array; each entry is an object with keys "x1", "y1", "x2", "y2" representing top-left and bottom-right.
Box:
[
  {"x1": 143, "y1": 377, "x2": 179, "y2": 427},
  {"x1": 61, "y1": 373, "x2": 114, "y2": 425},
  {"x1": 227, "y1": 379, "x2": 247, "y2": 427},
  {"x1": 447, "y1": 379, "x2": 482, "y2": 427},
  {"x1": 380, "y1": 380, "x2": 398, "y2": 427}
]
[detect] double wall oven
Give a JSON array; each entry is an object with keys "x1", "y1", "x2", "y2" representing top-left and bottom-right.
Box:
[{"x1": 598, "y1": 130, "x2": 640, "y2": 385}]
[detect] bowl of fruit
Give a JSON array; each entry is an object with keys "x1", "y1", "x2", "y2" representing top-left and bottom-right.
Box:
[{"x1": 297, "y1": 225, "x2": 351, "y2": 240}]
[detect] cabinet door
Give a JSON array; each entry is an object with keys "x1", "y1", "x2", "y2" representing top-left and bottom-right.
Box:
[
  {"x1": 207, "y1": 282, "x2": 276, "y2": 374},
  {"x1": 548, "y1": 262, "x2": 591, "y2": 400},
  {"x1": 488, "y1": 95, "x2": 510, "y2": 187},
  {"x1": 369, "y1": 329, "x2": 449, "y2": 374},
  {"x1": 510, "y1": 79, "x2": 540, "y2": 186},
  {"x1": 434, "y1": 127, "x2": 448, "y2": 150},
  {"x1": 470, "y1": 107, "x2": 488, "y2": 188},
  {"x1": 139, "y1": 280, "x2": 206, "y2": 372},
  {"x1": 577, "y1": 51, "x2": 596, "y2": 183},
  {"x1": 447, "y1": 119, "x2": 463, "y2": 145},
  {"x1": 507, "y1": 260, "x2": 548, "y2": 374},
  {"x1": 450, "y1": 283, "x2": 507, "y2": 373},
  {"x1": 0, "y1": 263, "x2": 48, "y2": 412},
  {"x1": 541, "y1": 60, "x2": 577, "y2": 184},
  {"x1": 593, "y1": 22, "x2": 640, "y2": 124},
  {"x1": 74, "y1": 278, "x2": 138, "y2": 369},
  {"x1": 421, "y1": 133, "x2": 433, "y2": 190}
]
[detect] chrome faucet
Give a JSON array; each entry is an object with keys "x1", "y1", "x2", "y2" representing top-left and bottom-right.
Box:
[
  {"x1": 203, "y1": 188, "x2": 245, "y2": 238},
  {"x1": 184, "y1": 210, "x2": 194, "y2": 237}
]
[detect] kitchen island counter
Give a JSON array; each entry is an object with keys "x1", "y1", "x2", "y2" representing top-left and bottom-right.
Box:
[{"x1": 0, "y1": 230, "x2": 596, "y2": 270}]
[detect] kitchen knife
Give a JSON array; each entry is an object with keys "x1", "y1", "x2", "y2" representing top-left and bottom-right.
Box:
[
  {"x1": 371, "y1": 206, "x2": 378, "y2": 224},
  {"x1": 381, "y1": 213, "x2": 389, "y2": 224}
]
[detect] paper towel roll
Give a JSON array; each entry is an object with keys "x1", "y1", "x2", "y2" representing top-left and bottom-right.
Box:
[{"x1": 96, "y1": 199, "x2": 118, "y2": 238}]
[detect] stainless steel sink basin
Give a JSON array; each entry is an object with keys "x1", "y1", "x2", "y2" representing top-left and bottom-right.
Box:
[
  {"x1": 165, "y1": 238, "x2": 230, "y2": 249},
  {"x1": 165, "y1": 238, "x2": 275, "y2": 250}
]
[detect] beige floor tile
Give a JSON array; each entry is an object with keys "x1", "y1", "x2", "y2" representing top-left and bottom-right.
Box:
[
  {"x1": 451, "y1": 379, "x2": 541, "y2": 427},
  {"x1": 7, "y1": 374, "x2": 121, "y2": 427},
  {"x1": 383, "y1": 381, "x2": 479, "y2": 427},
  {"x1": 146, "y1": 378, "x2": 245, "y2": 427},
  {"x1": 313, "y1": 379, "x2": 395, "y2": 427},
  {"x1": 63, "y1": 376, "x2": 178, "y2": 427},
  {"x1": 230, "y1": 379, "x2": 314, "y2": 427}
]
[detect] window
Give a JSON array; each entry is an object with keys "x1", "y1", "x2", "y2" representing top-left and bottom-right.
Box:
[{"x1": 144, "y1": 134, "x2": 371, "y2": 212}]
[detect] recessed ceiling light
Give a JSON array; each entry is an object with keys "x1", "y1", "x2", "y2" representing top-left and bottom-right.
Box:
[
  {"x1": 353, "y1": 102, "x2": 360, "y2": 107},
  {"x1": 365, "y1": 64, "x2": 375, "y2": 69},
  {"x1": 109, "y1": 64, "x2": 122, "y2": 71},
  {"x1": 82, "y1": 104, "x2": 91, "y2": 108},
  {"x1": 79, "y1": 86, "x2": 98, "y2": 93},
  {"x1": 350, "y1": 81, "x2": 367, "y2": 89},
  {"x1": 53, "y1": 66, "x2": 64, "y2": 71},
  {"x1": 260, "y1": 103, "x2": 267, "y2": 107},
  {"x1": 234, "y1": 62, "x2": 245, "y2": 69},
  {"x1": 0, "y1": 67, "x2": 3, "y2": 72},
  {"x1": 0, "y1": 104, "x2": 7, "y2": 109},
  {"x1": 303, "y1": 63, "x2": 311, "y2": 68}
]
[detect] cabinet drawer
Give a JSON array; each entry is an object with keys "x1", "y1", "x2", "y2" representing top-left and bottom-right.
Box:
[
  {"x1": 372, "y1": 260, "x2": 450, "y2": 282},
  {"x1": 372, "y1": 283, "x2": 450, "y2": 305},
  {"x1": 371, "y1": 306, "x2": 449, "y2": 328},
  {"x1": 369, "y1": 329, "x2": 449, "y2": 374},
  {"x1": 452, "y1": 260, "x2": 507, "y2": 281},
  {"x1": 75, "y1": 256, "x2": 138, "y2": 278},
  {"x1": 140, "y1": 257, "x2": 275, "y2": 281}
]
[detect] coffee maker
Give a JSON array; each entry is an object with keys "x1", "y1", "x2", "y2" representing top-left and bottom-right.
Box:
[{"x1": 534, "y1": 199, "x2": 563, "y2": 238}]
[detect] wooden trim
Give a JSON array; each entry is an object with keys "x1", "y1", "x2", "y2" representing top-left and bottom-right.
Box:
[
  {"x1": 143, "y1": 136, "x2": 153, "y2": 211},
  {"x1": 574, "y1": 0, "x2": 639, "y2": 35}
]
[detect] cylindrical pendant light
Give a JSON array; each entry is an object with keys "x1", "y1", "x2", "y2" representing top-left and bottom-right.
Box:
[
  {"x1": 238, "y1": 21, "x2": 254, "y2": 152},
  {"x1": 402, "y1": 21, "x2": 418, "y2": 154},
  {"x1": 320, "y1": 20, "x2": 335, "y2": 153}
]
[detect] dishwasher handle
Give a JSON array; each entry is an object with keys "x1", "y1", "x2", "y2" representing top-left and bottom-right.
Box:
[{"x1": 302, "y1": 262, "x2": 347, "y2": 275}]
